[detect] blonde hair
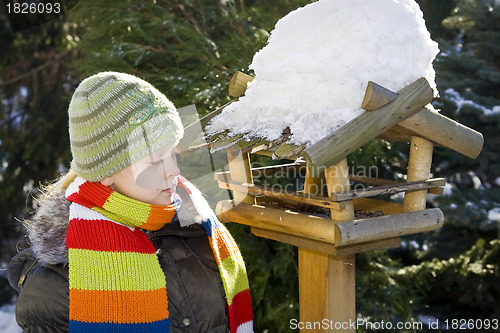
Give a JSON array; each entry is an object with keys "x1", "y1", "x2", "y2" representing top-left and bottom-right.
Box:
[
  {"x1": 21, "y1": 169, "x2": 78, "y2": 235},
  {"x1": 52, "y1": 169, "x2": 78, "y2": 191},
  {"x1": 37, "y1": 169, "x2": 78, "y2": 202}
]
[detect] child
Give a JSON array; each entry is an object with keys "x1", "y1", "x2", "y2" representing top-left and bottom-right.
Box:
[{"x1": 7, "y1": 72, "x2": 253, "y2": 333}]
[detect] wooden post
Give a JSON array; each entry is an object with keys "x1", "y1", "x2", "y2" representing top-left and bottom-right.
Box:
[
  {"x1": 299, "y1": 166, "x2": 328, "y2": 331},
  {"x1": 403, "y1": 136, "x2": 434, "y2": 212},
  {"x1": 299, "y1": 160, "x2": 356, "y2": 332},
  {"x1": 226, "y1": 147, "x2": 255, "y2": 204},
  {"x1": 325, "y1": 159, "x2": 356, "y2": 331}
]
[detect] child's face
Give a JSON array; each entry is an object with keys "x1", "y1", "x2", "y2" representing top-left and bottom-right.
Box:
[{"x1": 101, "y1": 141, "x2": 180, "y2": 205}]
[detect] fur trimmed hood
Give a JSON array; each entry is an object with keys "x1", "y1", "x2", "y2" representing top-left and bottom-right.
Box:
[{"x1": 27, "y1": 186, "x2": 202, "y2": 266}]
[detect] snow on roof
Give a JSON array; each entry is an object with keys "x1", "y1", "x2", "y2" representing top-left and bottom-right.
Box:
[{"x1": 207, "y1": 0, "x2": 439, "y2": 145}]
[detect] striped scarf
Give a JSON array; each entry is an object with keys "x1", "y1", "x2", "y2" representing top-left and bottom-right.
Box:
[{"x1": 65, "y1": 175, "x2": 253, "y2": 332}]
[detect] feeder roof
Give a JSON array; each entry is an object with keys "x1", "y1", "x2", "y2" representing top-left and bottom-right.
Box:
[{"x1": 178, "y1": 76, "x2": 483, "y2": 170}]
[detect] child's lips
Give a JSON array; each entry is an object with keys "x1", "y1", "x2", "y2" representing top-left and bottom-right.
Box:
[{"x1": 162, "y1": 187, "x2": 175, "y2": 194}]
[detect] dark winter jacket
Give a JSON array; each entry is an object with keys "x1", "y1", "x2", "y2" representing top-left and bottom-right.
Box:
[{"x1": 7, "y1": 188, "x2": 229, "y2": 333}]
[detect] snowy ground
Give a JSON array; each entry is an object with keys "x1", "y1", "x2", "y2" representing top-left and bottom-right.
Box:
[{"x1": 0, "y1": 304, "x2": 21, "y2": 333}]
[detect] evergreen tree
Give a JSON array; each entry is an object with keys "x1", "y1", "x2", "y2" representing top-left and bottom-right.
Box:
[
  {"x1": 66, "y1": 0, "x2": 312, "y2": 114},
  {"x1": 396, "y1": 0, "x2": 500, "y2": 325},
  {"x1": 0, "y1": 8, "x2": 78, "y2": 304}
]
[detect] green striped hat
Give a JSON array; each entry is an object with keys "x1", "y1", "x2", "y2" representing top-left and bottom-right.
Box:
[{"x1": 68, "y1": 72, "x2": 184, "y2": 181}]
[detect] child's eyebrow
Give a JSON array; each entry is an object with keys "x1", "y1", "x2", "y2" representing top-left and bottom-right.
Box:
[{"x1": 151, "y1": 147, "x2": 177, "y2": 161}]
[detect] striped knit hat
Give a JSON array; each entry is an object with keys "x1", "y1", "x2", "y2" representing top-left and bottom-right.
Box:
[{"x1": 68, "y1": 72, "x2": 184, "y2": 181}]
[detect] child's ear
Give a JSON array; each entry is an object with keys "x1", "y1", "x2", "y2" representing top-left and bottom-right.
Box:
[{"x1": 100, "y1": 177, "x2": 114, "y2": 187}]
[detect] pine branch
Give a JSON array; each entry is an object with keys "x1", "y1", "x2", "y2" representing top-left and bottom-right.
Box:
[{"x1": 0, "y1": 50, "x2": 71, "y2": 86}]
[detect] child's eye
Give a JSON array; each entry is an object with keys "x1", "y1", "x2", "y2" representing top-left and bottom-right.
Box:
[
  {"x1": 165, "y1": 150, "x2": 179, "y2": 159},
  {"x1": 145, "y1": 160, "x2": 161, "y2": 167}
]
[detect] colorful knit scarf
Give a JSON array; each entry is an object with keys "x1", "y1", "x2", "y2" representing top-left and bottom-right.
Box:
[{"x1": 65, "y1": 175, "x2": 253, "y2": 333}]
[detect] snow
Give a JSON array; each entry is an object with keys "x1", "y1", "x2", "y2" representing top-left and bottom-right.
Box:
[
  {"x1": 0, "y1": 305, "x2": 21, "y2": 333},
  {"x1": 444, "y1": 88, "x2": 500, "y2": 116},
  {"x1": 495, "y1": 177, "x2": 500, "y2": 187},
  {"x1": 468, "y1": 171, "x2": 483, "y2": 190},
  {"x1": 465, "y1": 201, "x2": 478, "y2": 210},
  {"x1": 208, "y1": 0, "x2": 439, "y2": 145},
  {"x1": 442, "y1": 182, "x2": 454, "y2": 196},
  {"x1": 487, "y1": 208, "x2": 500, "y2": 222}
]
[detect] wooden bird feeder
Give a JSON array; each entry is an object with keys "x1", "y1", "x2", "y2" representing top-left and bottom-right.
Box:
[{"x1": 179, "y1": 71, "x2": 484, "y2": 332}]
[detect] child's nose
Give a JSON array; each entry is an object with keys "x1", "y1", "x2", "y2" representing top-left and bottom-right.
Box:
[{"x1": 162, "y1": 157, "x2": 180, "y2": 180}]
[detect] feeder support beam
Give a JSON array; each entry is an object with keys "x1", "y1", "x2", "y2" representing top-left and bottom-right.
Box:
[
  {"x1": 325, "y1": 160, "x2": 356, "y2": 331},
  {"x1": 299, "y1": 160, "x2": 356, "y2": 333},
  {"x1": 404, "y1": 136, "x2": 434, "y2": 212},
  {"x1": 226, "y1": 147, "x2": 255, "y2": 205}
]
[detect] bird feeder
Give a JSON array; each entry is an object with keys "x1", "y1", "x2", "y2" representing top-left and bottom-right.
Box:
[{"x1": 179, "y1": 71, "x2": 484, "y2": 332}]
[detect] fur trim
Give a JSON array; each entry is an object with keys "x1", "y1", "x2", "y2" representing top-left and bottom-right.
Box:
[
  {"x1": 27, "y1": 186, "x2": 200, "y2": 265},
  {"x1": 28, "y1": 191, "x2": 70, "y2": 266}
]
